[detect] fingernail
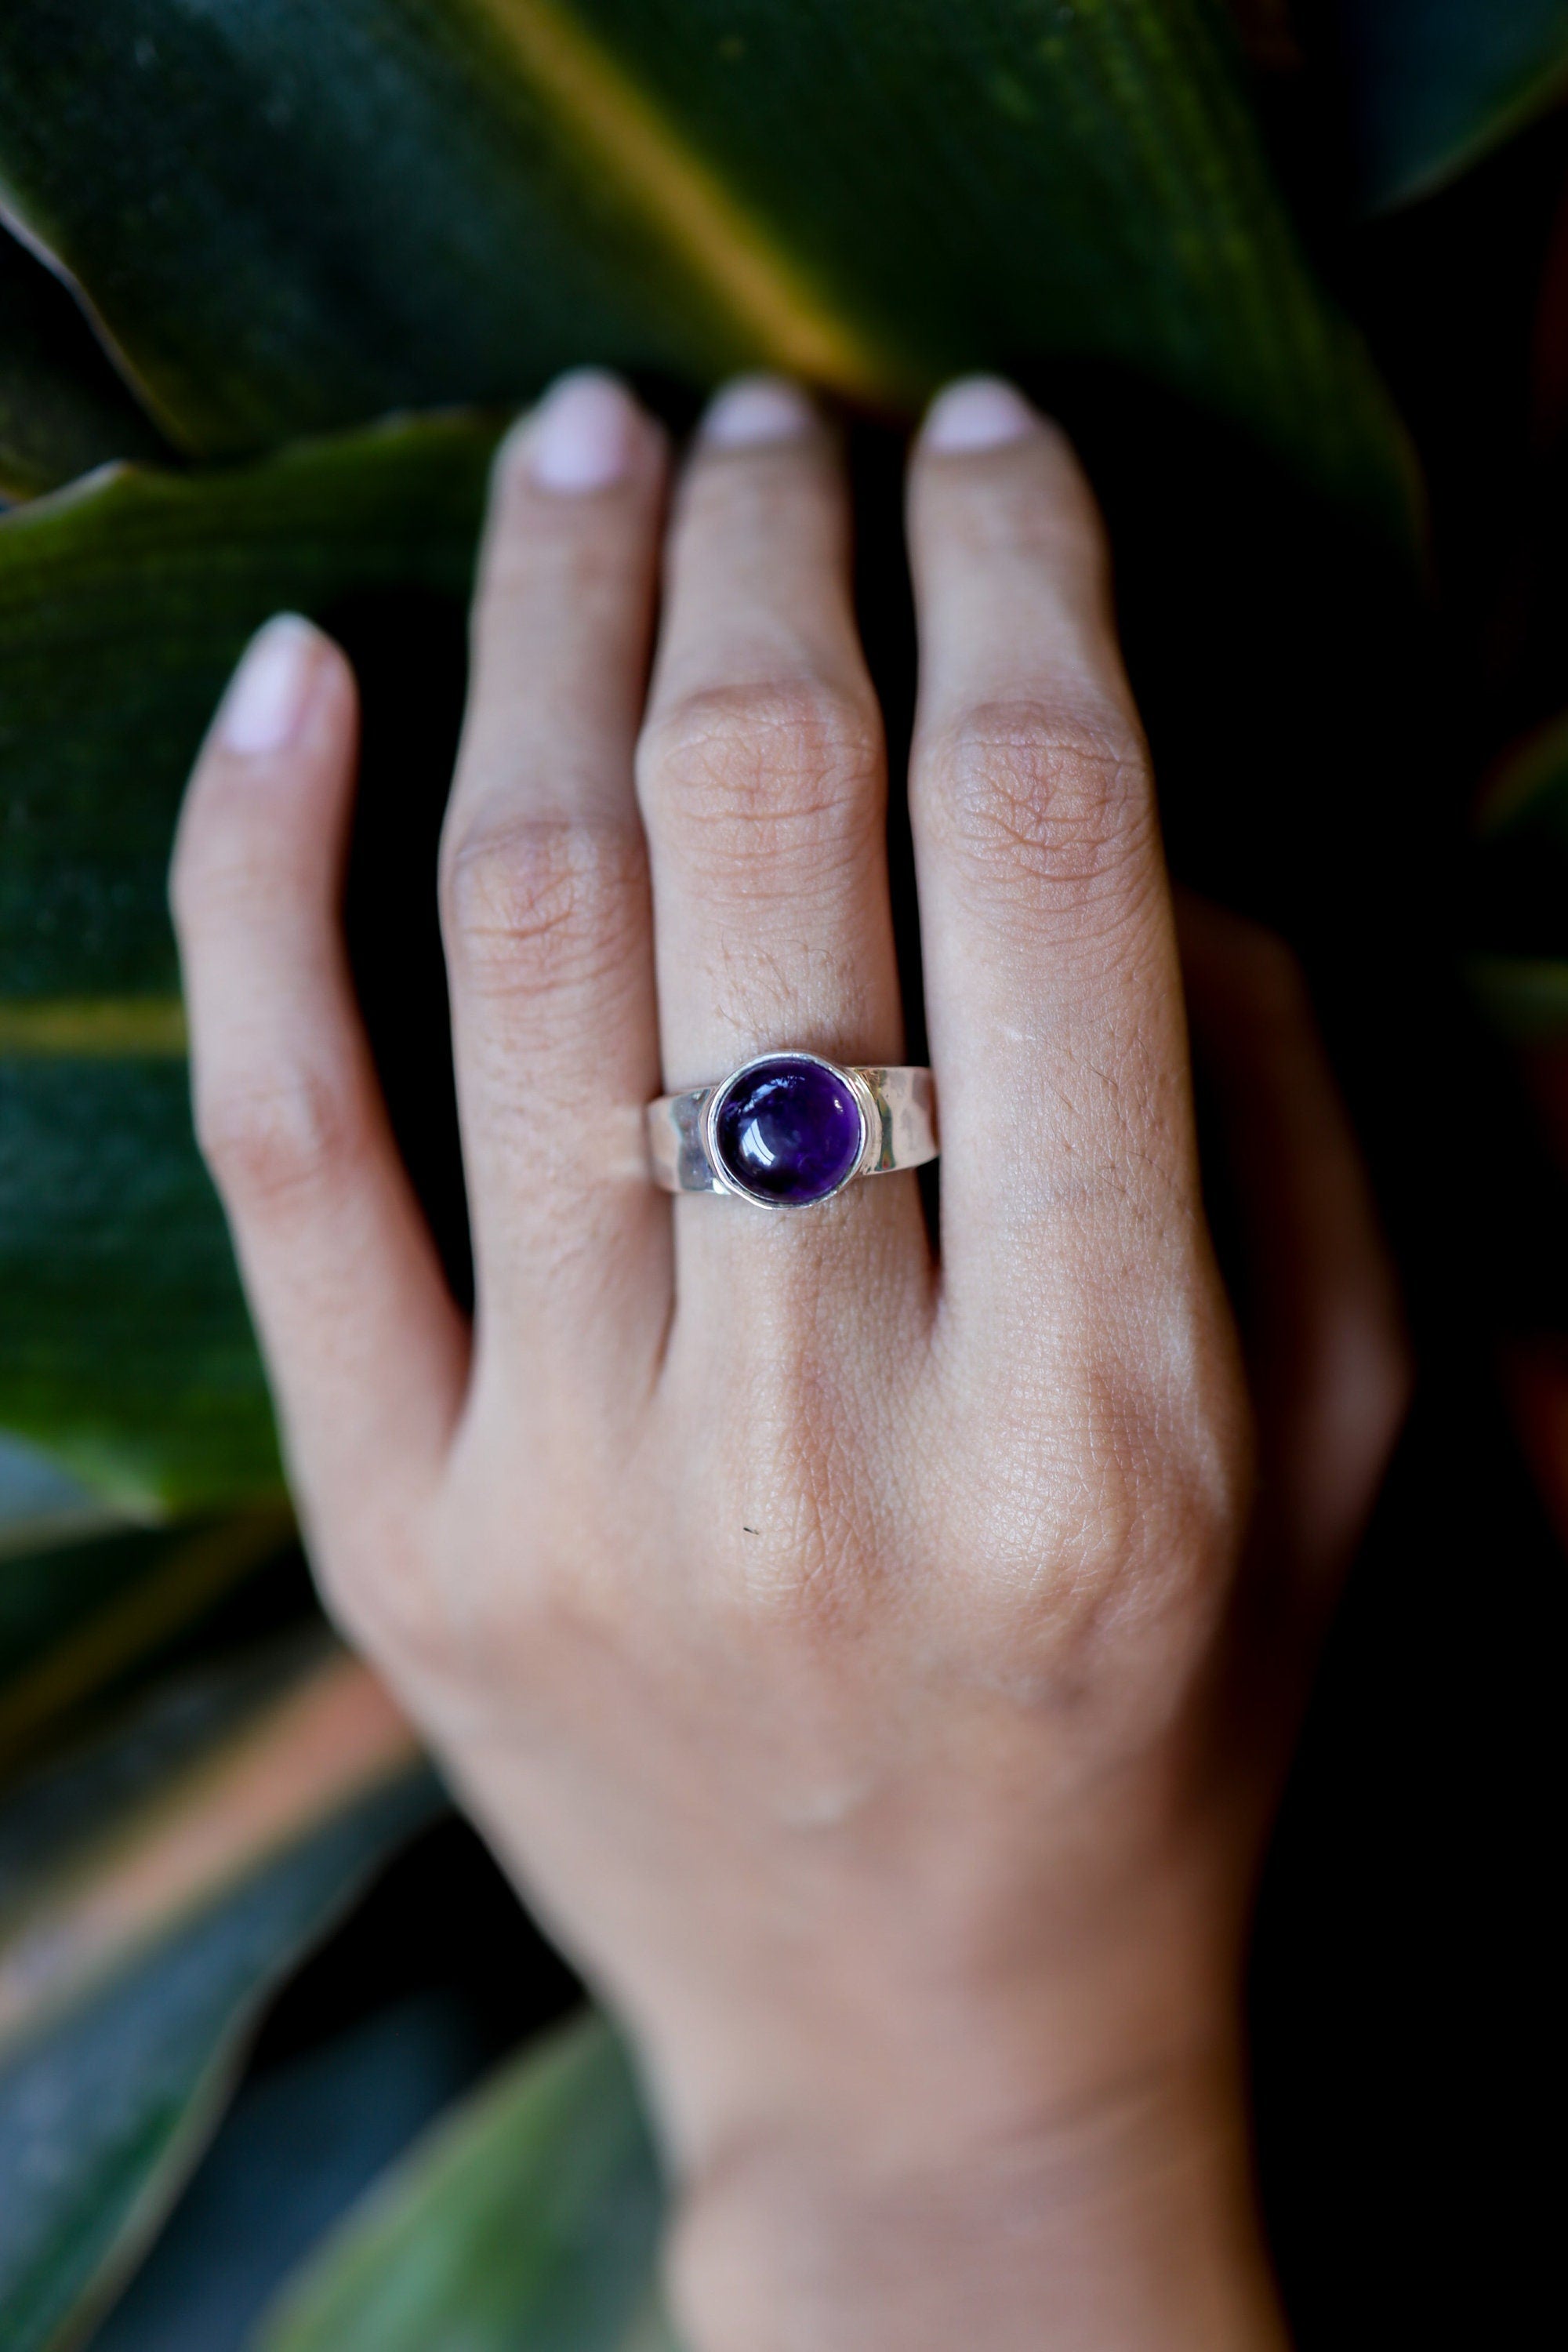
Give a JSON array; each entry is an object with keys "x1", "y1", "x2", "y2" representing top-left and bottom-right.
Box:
[
  {"x1": 219, "y1": 615, "x2": 318, "y2": 755},
  {"x1": 923, "y1": 376, "x2": 1036, "y2": 454},
  {"x1": 524, "y1": 369, "x2": 639, "y2": 492},
  {"x1": 700, "y1": 376, "x2": 815, "y2": 449}
]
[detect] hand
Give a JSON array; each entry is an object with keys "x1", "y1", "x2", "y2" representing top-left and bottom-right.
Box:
[{"x1": 171, "y1": 372, "x2": 1409, "y2": 2351}]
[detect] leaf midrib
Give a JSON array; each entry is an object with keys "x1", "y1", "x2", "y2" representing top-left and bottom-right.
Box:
[{"x1": 476, "y1": 0, "x2": 915, "y2": 402}]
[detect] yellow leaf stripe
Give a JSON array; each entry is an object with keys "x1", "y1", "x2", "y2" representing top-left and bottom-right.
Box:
[
  {"x1": 481, "y1": 0, "x2": 910, "y2": 401},
  {"x1": 0, "y1": 1506, "x2": 293, "y2": 1771},
  {"x1": 0, "y1": 996, "x2": 187, "y2": 1055}
]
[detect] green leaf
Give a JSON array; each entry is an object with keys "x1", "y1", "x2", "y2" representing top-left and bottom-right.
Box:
[
  {"x1": 0, "y1": 416, "x2": 494, "y2": 1007},
  {"x1": 0, "y1": 1436, "x2": 125, "y2": 1562},
  {"x1": 0, "y1": 1509, "x2": 293, "y2": 1773},
  {"x1": 0, "y1": 0, "x2": 1414, "y2": 529},
  {"x1": 1328, "y1": 0, "x2": 1568, "y2": 209},
  {"x1": 256, "y1": 2010, "x2": 670, "y2": 2352},
  {"x1": 0, "y1": 1642, "x2": 438, "y2": 2352},
  {"x1": 0, "y1": 226, "x2": 169, "y2": 500},
  {"x1": 0, "y1": 1056, "x2": 278, "y2": 1517},
  {"x1": 0, "y1": 413, "x2": 499, "y2": 1512}
]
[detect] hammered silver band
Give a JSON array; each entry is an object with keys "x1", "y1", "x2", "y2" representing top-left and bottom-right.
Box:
[{"x1": 647, "y1": 1058, "x2": 937, "y2": 1201}]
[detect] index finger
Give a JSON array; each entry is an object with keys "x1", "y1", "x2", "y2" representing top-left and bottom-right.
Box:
[{"x1": 906, "y1": 379, "x2": 1196, "y2": 1319}]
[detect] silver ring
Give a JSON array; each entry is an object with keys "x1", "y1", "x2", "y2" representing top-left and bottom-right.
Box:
[{"x1": 647, "y1": 1052, "x2": 937, "y2": 1208}]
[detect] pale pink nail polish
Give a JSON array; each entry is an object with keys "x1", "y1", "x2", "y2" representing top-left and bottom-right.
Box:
[
  {"x1": 219, "y1": 615, "x2": 318, "y2": 755},
  {"x1": 700, "y1": 376, "x2": 814, "y2": 449},
  {"x1": 923, "y1": 376, "x2": 1036, "y2": 454},
  {"x1": 524, "y1": 369, "x2": 639, "y2": 491}
]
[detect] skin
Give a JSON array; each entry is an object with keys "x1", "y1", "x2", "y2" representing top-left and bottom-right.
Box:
[{"x1": 171, "y1": 372, "x2": 1410, "y2": 2350}]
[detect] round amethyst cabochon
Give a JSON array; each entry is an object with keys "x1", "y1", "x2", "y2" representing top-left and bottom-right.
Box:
[{"x1": 712, "y1": 1057, "x2": 866, "y2": 1205}]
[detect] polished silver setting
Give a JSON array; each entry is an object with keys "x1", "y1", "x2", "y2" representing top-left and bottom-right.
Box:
[{"x1": 647, "y1": 1054, "x2": 938, "y2": 1206}]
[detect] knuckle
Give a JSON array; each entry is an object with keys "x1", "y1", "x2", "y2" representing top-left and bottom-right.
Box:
[
  {"x1": 439, "y1": 815, "x2": 645, "y2": 996},
  {"x1": 957, "y1": 1316, "x2": 1252, "y2": 1661},
  {"x1": 639, "y1": 677, "x2": 881, "y2": 871},
  {"x1": 927, "y1": 699, "x2": 1153, "y2": 917},
  {"x1": 194, "y1": 1056, "x2": 368, "y2": 1216}
]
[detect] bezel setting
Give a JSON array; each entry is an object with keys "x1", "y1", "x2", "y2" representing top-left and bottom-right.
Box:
[{"x1": 702, "y1": 1051, "x2": 877, "y2": 1209}]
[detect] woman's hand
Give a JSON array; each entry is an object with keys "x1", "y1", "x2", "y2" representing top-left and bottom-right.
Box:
[{"x1": 171, "y1": 372, "x2": 1409, "y2": 2350}]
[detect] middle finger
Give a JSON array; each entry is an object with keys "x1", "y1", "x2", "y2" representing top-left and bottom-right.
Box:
[{"x1": 637, "y1": 379, "x2": 922, "y2": 1301}]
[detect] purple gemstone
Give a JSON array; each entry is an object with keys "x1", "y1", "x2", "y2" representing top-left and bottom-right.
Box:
[{"x1": 712, "y1": 1055, "x2": 866, "y2": 1206}]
